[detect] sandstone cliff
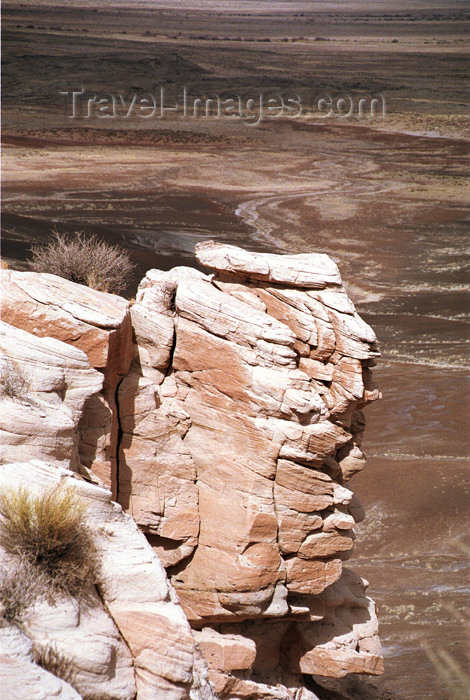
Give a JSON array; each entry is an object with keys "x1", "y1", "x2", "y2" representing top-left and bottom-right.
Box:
[{"x1": 0, "y1": 243, "x2": 383, "y2": 699}]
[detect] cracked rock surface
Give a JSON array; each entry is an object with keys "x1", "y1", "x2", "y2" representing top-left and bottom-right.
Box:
[{"x1": 0, "y1": 243, "x2": 383, "y2": 699}]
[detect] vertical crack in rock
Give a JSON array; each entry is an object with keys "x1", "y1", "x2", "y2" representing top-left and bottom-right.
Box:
[
  {"x1": 114, "y1": 373, "x2": 127, "y2": 507},
  {"x1": 116, "y1": 271, "x2": 200, "y2": 570},
  {"x1": 163, "y1": 283, "x2": 179, "y2": 383}
]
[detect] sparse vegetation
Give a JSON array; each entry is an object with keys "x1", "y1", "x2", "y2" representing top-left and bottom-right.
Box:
[
  {"x1": 0, "y1": 359, "x2": 28, "y2": 400},
  {"x1": 0, "y1": 484, "x2": 100, "y2": 607},
  {"x1": 191, "y1": 677, "x2": 220, "y2": 700},
  {"x1": 29, "y1": 229, "x2": 134, "y2": 295},
  {"x1": 33, "y1": 642, "x2": 76, "y2": 687},
  {"x1": 0, "y1": 558, "x2": 47, "y2": 624}
]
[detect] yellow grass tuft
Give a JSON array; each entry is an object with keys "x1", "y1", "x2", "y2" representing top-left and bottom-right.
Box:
[{"x1": 0, "y1": 484, "x2": 100, "y2": 607}]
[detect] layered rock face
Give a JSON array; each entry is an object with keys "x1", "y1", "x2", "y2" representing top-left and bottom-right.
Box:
[
  {"x1": 0, "y1": 243, "x2": 383, "y2": 699},
  {"x1": 1, "y1": 270, "x2": 134, "y2": 495},
  {"x1": 0, "y1": 321, "x2": 103, "y2": 471},
  {"x1": 0, "y1": 317, "x2": 211, "y2": 699},
  {"x1": 0, "y1": 460, "x2": 208, "y2": 700},
  {"x1": 118, "y1": 242, "x2": 383, "y2": 696}
]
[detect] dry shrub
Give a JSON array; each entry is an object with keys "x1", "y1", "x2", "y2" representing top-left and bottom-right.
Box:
[
  {"x1": 29, "y1": 229, "x2": 134, "y2": 295},
  {"x1": 33, "y1": 642, "x2": 76, "y2": 687},
  {"x1": 0, "y1": 557, "x2": 47, "y2": 624},
  {"x1": 0, "y1": 484, "x2": 100, "y2": 601},
  {"x1": 0, "y1": 358, "x2": 28, "y2": 400},
  {"x1": 191, "y1": 679, "x2": 220, "y2": 700},
  {"x1": 191, "y1": 684, "x2": 219, "y2": 700}
]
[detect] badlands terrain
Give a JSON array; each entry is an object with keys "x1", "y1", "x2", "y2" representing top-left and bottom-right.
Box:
[{"x1": 1, "y1": 1, "x2": 470, "y2": 698}]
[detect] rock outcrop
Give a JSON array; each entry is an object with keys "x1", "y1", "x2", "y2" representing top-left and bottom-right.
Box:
[
  {"x1": 0, "y1": 321, "x2": 103, "y2": 471},
  {"x1": 1, "y1": 270, "x2": 134, "y2": 494},
  {"x1": 117, "y1": 242, "x2": 383, "y2": 695},
  {"x1": 0, "y1": 460, "x2": 210, "y2": 700},
  {"x1": 0, "y1": 243, "x2": 383, "y2": 699}
]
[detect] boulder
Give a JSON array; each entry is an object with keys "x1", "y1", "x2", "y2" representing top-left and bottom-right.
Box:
[{"x1": 195, "y1": 240, "x2": 342, "y2": 288}]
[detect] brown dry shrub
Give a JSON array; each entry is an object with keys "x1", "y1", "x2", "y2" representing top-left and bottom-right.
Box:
[
  {"x1": 33, "y1": 642, "x2": 77, "y2": 687},
  {"x1": 0, "y1": 484, "x2": 100, "y2": 603},
  {"x1": 0, "y1": 557, "x2": 47, "y2": 624},
  {"x1": 29, "y1": 229, "x2": 134, "y2": 295}
]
